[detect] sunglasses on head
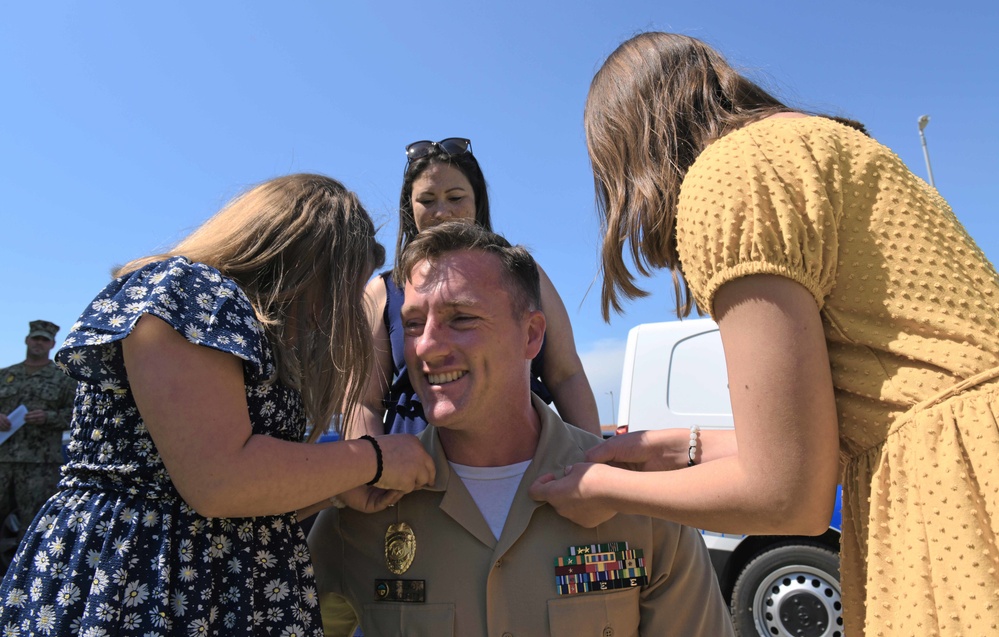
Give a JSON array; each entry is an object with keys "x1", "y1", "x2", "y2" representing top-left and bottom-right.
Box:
[{"x1": 405, "y1": 138, "x2": 473, "y2": 164}]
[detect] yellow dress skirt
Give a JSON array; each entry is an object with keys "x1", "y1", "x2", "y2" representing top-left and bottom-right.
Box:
[{"x1": 841, "y1": 369, "x2": 999, "y2": 636}]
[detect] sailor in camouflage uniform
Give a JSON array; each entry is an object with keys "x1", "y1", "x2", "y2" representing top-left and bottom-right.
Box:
[{"x1": 0, "y1": 320, "x2": 76, "y2": 538}]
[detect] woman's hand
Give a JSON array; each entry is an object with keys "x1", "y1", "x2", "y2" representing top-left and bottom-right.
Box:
[
  {"x1": 371, "y1": 434, "x2": 435, "y2": 493},
  {"x1": 528, "y1": 463, "x2": 618, "y2": 528},
  {"x1": 588, "y1": 428, "x2": 739, "y2": 470},
  {"x1": 586, "y1": 430, "x2": 689, "y2": 471},
  {"x1": 337, "y1": 485, "x2": 406, "y2": 513}
]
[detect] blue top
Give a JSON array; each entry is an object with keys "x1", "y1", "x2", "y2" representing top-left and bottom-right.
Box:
[
  {"x1": 381, "y1": 272, "x2": 553, "y2": 435},
  {"x1": 0, "y1": 257, "x2": 323, "y2": 637}
]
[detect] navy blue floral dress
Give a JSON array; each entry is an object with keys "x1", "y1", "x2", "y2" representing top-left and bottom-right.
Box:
[{"x1": 0, "y1": 257, "x2": 322, "y2": 637}]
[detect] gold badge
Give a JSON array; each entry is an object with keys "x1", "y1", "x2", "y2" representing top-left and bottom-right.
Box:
[{"x1": 385, "y1": 522, "x2": 416, "y2": 575}]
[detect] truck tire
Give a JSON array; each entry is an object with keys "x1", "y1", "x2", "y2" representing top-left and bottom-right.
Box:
[{"x1": 730, "y1": 543, "x2": 842, "y2": 637}]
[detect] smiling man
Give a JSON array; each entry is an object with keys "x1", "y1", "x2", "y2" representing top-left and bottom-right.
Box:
[{"x1": 308, "y1": 222, "x2": 733, "y2": 637}]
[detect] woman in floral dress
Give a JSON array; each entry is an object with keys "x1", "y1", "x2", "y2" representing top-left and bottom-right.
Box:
[{"x1": 0, "y1": 174, "x2": 436, "y2": 636}]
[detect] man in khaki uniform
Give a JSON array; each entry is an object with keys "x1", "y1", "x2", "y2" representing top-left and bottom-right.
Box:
[
  {"x1": 0, "y1": 320, "x2": 76, "y2": 566},
  {"x1": 308, "y1": 223, "x2": 733, "y2": 637}
]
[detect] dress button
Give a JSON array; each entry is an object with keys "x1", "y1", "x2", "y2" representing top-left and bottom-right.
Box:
[
  {"x1": 502, "y1": 633, "x2": 513, "y2": 637},
  {"x1": 603, "y1": 627, "x2": 614, "y2": 637},
  {"x1": 495, "y1": 559, "x2": 502, "y2": 568}
]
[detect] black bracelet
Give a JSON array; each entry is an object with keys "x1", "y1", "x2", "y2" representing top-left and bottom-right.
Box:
[{"x1": 360, "y1": 435, "x2": 383, "y2": 486}]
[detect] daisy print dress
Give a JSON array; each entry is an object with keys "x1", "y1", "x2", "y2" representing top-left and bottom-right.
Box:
[{"x1": 0, "y1": 257, "x2": 322, "y2": 637}]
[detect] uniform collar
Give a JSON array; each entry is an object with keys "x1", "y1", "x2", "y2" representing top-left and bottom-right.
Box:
[
  {"x1": 417, "y1": 393, "x2": 595, "y2": 550},
  {"x1": 418, "y1": 393, "x2": 591, "y2": 493}
]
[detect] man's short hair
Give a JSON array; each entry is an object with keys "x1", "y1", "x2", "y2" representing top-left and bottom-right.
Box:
[{"x1": 395, "y1": 221, "x2": 541, "y2": 316}]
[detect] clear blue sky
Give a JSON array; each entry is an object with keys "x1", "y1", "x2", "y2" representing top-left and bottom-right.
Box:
[{"x1": 3, "y1": 1, "x2": 997, "y2": 424}]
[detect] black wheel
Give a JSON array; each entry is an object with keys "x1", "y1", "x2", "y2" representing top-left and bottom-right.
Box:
[{"x1": 730, "y1": 543, "x2": 842, "y2": 637}]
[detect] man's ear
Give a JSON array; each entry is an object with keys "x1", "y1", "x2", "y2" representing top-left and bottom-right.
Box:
[{"x1": 525, "y1": 309, "x2": 546, "y2": 360}]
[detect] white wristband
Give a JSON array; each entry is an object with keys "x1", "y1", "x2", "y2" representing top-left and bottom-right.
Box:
[{"x1": 687, "y1": 425, "x2": 700, "y2": 467}]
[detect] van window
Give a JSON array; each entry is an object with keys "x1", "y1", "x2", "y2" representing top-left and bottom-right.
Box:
[{"x1": 668, "y1": 330, "x2": 732, "y2": 416}]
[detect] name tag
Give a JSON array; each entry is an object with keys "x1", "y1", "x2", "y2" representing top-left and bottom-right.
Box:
[{"x1": 374, "y1": 579, "x2": 426, "y2": 603}]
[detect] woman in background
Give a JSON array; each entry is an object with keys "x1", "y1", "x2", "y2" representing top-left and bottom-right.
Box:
[
  {"x1": 348, "y1": 138, "x2": 600, "y2": 439},
  {"x1": 530, "y1": 32, "x2": 999, "y2": 635},
  {"x1": 0, "y1": 174, "x2": 434, "y2": 636}
]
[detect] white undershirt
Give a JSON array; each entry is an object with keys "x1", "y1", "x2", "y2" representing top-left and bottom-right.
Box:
[{"x1": 449, "y1": 460, "x2": 531, "y2": 541}]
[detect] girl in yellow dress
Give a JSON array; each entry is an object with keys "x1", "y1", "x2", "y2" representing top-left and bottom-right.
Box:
[{"x1": 529, "y1": 32, "x2": 999, "y2": 636}]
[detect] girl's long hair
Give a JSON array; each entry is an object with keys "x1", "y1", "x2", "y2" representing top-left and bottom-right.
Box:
[
  {"x1": 118, "y1": 173, "x2": 384, "y2": 440},
  {"x1": 585, "y1": 32, "x2": 864, "y2": 318}
]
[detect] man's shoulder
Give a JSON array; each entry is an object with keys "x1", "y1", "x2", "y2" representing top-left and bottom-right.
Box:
[
  {"x1": 536, "y1": 399, "x2": 603, "y2": 454},
  {"x1": 45, "y1": 363, "x2": 74, "y2": 382},
  {"x1": 1, "y1": 362, "x2": 24, "y2": 378},
  {"x1": 30, "y1": 363, "x2": 68, "y2": 381},
  {"x1": 560, "y1": 420, "x2": 603, "y2": 449}
]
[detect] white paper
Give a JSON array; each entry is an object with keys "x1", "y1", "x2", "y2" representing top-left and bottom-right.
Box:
[{"x1": 0, "y1": 405, "x2": 28, "y2": 447}]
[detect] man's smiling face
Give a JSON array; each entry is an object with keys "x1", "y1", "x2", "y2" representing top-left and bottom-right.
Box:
[{"x1": 401, "y1": 249, "x2": 537, "y2": 433}]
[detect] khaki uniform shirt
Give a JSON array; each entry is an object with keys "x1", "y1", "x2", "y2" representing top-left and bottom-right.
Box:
[
  {"x1": 308, "y1": 395, "x2": 734, "y2": 637},
  {"x1": 0, "y1": 361, "x2": 76, "y2": 464}
]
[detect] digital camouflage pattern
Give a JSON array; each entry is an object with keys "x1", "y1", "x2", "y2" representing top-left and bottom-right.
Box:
[
  {"x1": 0, "y1": 360, "x2": 76, "y2": 531},
  {"x1": 0, "y1": 361, "x2": 76, "y2": 464}
]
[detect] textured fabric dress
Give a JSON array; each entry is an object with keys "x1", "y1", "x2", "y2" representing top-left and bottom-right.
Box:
[
  {"x1": 380, "y1": 272, "x2": 553, "y2": 435},
  {"x1": 0, "y1": 257, "x2": 323, "y2": 636},
  {"x1": 675, "y1": 116, "x2": 999, "y2": 636}
]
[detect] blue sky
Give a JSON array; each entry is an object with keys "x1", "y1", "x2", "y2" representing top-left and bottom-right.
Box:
[{"x1": 3, "y1": 1, "x2": 997, "y2": 424}]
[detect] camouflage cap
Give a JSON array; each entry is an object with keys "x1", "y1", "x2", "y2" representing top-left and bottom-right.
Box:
[{"x1": 28, "y1": 320, "x2": 60, "y2": 340}]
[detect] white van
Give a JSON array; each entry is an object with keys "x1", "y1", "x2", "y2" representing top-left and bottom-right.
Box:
[{"x1": 617, "y1": 319, "x2": 843, "y2": 637}]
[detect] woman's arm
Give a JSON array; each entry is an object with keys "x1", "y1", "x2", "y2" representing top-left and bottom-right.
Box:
[
  {"x1": 585, "y1": 427, "x2": 739, "y2": 470},
  {"x1": 124, "y1": 314, "x2": 434, "y2": 519},
  {"x1": 535, "y1": 264, "x2": 602, "y2": 436},
  {"x1": 343, "y1": 276, "x2": 394, "y2": 440},
  {"x1": 530, "y1": 274, "x2": 840, "y2": 535},
  {"x1": 296, "y1": 485, "x2": 404, "y2": 520}
]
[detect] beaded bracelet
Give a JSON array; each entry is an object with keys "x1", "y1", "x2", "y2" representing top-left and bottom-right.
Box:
[
  {"x1": 360, "y1": 435, "x2": 383, "y2": 486},
  {"x1": 687, "y1": 425, "x2": 700, "y2": 467},
  {"x1": 329, "y1": 495, "x2": 347, "y2": 509}
]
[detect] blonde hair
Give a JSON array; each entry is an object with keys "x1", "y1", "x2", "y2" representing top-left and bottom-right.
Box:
[
  {"x1": 585, "y1": 32, "x2": 864, "y2": 319},
  {"x1": 118, "y1": 174, "x2": 385, "y2": 440}
]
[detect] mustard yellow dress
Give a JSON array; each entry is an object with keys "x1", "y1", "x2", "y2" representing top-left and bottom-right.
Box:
[{"x1": 676, "y1": 116, "x2": 999, "y2": 636}]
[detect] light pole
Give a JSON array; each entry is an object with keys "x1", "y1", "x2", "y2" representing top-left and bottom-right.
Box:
[
  {"x1": 606, "y1": 390, "x2": 616, "y2": 424},
  {"x1": 917, "y1": 115, "x2": 936, "y2": 188}
]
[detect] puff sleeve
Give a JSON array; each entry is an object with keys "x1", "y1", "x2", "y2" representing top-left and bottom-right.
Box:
[
  {"x1": 57, "y1": 257, "x2": 273, "y2": 388},
  {"x1": 675, "y1": 119, "x2": 845, "y2": 317}
]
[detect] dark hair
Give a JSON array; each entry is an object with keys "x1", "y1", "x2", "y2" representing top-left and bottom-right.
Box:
[
  {"x1": 395, "y1": 148, "x2": 491, "y2": 274},
  {"x1": 396, "y1": 221, "x2": 540, "y2": 316},
  {"x1": 118, "y1": 174, "x2": 385, "y2": 440},
  {"x1": 585, "y1": 32, "x2": 866, "y2": 319}
]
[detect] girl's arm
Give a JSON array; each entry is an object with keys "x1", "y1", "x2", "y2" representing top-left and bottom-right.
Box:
[
  {"x1": 530, "y1": 274, "x2": 840, "y2": 536},
  {"x1": 536, "y1": 264, "x2": 602, "y2": 436},
  {"x1": 586, "y1": 427, "x2": 739, "y2": 470},
  {"x1": 124, "y1": 314, "x2": 434, "y2": 519}
]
